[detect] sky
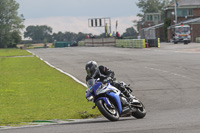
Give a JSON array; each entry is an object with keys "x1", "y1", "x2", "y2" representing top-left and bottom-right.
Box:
[{"x1": 16, "y1": 0, "x2": 141, "y2": 35}]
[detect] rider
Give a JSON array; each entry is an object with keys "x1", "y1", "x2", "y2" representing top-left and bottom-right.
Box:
[{"x1": 85, "y1": 61, "x2": 135, "y2": 103}]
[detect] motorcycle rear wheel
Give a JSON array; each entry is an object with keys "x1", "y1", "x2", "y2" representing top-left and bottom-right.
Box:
[{"x1": 96, "y1": 99, "x2": 119, "y2": 121}]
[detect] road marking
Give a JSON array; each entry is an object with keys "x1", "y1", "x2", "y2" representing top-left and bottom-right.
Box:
[
  {"x1": 145, "y1": 67, "x2": 187, "y2": 78},
  {"x1": 144, "y1": 48, "x2": 200, "y2": 54},
  {"x1": 27, "y1": 50, "x2": 87, "y2": 88},
  {"x1": 174, "y1": 51, "x2": 200, "y2": 54}
]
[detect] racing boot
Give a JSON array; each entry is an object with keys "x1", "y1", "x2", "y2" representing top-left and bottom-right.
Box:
[{"x1": 120, "y1": 85, "x2": 135, "y2": 103}]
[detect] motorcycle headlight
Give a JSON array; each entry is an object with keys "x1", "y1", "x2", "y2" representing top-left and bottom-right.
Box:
[
  {"x1": 87, "y1": 95, "x2": 94, "y2": 101},
  {"x1": 88, "y1": 86, "x2": 94, "y2": 93}
]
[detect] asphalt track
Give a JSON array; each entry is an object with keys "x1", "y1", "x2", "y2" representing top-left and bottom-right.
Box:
[{"x1": 2, "y1": 43, "x2": 200, "y2": 133}]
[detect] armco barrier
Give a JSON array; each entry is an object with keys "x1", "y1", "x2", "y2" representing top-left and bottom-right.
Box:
[{"x1": 116, "y1": 39, "x2": 145, "y2": 48}]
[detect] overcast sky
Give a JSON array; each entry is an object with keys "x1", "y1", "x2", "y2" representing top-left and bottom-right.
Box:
[{"x1": 16, "y1": 0, "x2": 141, "y2": 35}]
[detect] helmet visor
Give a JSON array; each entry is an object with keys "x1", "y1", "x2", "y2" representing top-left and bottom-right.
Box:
[
  {"x1": 86, "y1": 68, "x2": 93, "y2": 77},
  {"x1": 86, "y1": 66, "x2": 98, "y2": 78}
]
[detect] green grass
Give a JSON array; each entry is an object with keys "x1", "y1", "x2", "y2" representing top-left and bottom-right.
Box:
[
  {"x1": 0, "y1": 48, "x2": 32, "y2": 57},
  {"x1": 0, "y1": 49, "x2": 100, "y2": 125}
]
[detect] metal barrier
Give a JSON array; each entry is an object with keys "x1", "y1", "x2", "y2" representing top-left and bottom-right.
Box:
[{"x1": 115, "y1": 39, "x2": 145, "y2": 48}]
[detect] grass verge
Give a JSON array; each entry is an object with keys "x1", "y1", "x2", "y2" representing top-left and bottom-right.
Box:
[
  {"x1": 0, "y1": 49, "x2": 32, "y2": 57},
  {"x1": 0, "y1": 49, "x2": 100, "y2": 125}
]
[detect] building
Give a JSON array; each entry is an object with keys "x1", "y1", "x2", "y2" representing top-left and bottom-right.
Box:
[
  {"x1": 145, "y1": 13, "x2": 162, "y2": 25},
  {"x1": 139, "y1": 12, "x2": 162, "y2": 37},
  {"x1": 166, "y1": 0, "x2": 200, "y2": 25},
  {"x1": 165, "y1": 0, "x2": 200, "y2": 42},
  {"x1": 139, "y1": 0, "x2": 200, "y2": 42}
]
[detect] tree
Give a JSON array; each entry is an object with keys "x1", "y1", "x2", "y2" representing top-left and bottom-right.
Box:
[
  {"x1": 76, "y1": 32, "x2": 87, "y2": 42},
  {"x1": 122, "y1": 27, "x2": 138, "y2": 39},
  {"x1": 52, "y1": 31, "x2": 87, "y2": 43},
  {"x1": 52, "y1": 32, "x2": 65, "y2": 42},
  {"x1": 0, "y1": 0, "x2": 24, "y2": 48},
  {"x1": 7, "y1": 31, "x2": 22, "y2": 48},
  {"x1": 136, "y1": 0, "x2": 172, "y2": 20},
  {"x1": 24, "y1": 25, "x2": 53, "y2": 42}
]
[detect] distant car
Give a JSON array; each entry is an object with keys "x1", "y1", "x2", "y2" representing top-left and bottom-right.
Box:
[{"x1": 174, "y1": 24, "x2": 191, "y2": 44}]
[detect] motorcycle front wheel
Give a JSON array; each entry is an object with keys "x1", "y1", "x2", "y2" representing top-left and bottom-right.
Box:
[
  {"x1": 96, "y1": 99, "x2": 119, "y2": 121},
  {"x1": 132, "y1": 100, "x2": 146, "y2": 119}
]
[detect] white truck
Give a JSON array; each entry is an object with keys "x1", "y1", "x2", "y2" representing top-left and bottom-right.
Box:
[{"x1": 174, "y1": 24, "x2": 191, "y2": 44}]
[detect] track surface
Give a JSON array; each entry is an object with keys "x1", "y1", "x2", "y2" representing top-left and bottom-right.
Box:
[{"x1": 2, "y1": 43, "x2": 200, "y2": 133}]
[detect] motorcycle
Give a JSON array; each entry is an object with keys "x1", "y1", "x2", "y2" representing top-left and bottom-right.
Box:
[{"x1": 85, "y1": 78, "x2": 146, "y2": 121}]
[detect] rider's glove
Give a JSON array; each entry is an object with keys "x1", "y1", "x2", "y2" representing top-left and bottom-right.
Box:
[{"x1": 103, "y1": 77, "x2": 112, "y2": 84}]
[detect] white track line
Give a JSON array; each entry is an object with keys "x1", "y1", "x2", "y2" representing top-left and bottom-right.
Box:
[
  {"x1": 145, "y1": 67, "x2": 187, "y2": 78},
  {"x1": 27, "y1": 50, "x2": 87, "y2": 88}
]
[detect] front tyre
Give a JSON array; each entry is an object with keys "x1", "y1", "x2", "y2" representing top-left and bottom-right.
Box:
[
  {"x1": 132, "y1": 101, "x2": 146, "y2": 119},
  {"x1": 96, "y1": 99, "x2": 119, "y2": 121}
]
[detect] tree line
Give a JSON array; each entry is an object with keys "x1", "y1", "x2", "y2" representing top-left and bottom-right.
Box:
[
  {"x1": 23, "y1": 25, "x2": 139, "y2": 44},
  {"x1": 23, "y1": 25, "x2": 89, "y2": 43}
]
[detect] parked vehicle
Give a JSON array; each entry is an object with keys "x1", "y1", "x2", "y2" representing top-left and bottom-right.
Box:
[
  {"x1": 174, "y1": 24, "x2": 191, "y2": 44},
  {"x1": 85, "y1": 79, "x2": 146, "y2": 121}
]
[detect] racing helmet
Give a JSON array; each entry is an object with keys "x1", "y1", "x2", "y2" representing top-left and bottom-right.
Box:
[{"x1": 85, "y1": 61, "x2": 99, "y2": 78}]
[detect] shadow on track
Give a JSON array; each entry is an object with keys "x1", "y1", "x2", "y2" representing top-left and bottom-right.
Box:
[{"x1": 58, "y1": 117, "x2": 138, "y2": 126}]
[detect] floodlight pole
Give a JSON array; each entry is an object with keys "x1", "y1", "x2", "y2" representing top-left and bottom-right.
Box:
[{"x1": 174, "y1": 0, "x2": 177, "y2": 24}]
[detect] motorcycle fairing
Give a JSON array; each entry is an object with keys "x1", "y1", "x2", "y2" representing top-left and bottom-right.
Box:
[{"x1": 106, "y1": 91, "x2": 122, "y2": 114}]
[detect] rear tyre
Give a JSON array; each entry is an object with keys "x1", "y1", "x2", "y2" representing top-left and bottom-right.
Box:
[
  {"x1": 96, "y1": 99, "x2": 119, "y2": 121},
  {"x1": 132, "y1": 101, "x2": 146, "y2": 119}
]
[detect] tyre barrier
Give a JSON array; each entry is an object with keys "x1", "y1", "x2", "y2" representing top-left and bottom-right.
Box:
[
  {"x1": 115, "y1": 39, "x2": 145, "y2": 48},
  {"x1": 78, "y1": 41, "x2": 85, "y2": 46}
]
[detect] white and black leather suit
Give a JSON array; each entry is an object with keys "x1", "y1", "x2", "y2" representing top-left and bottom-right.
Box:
[{"x1": 85, "y1": 64, "x2": 131, "y2": 98}]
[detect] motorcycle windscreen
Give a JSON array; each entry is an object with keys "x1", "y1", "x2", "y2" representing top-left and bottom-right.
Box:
[
  {"x1": 86, "y1": 79, "x2": 95, "y2": 98},
  {"x1": 87, "y1": 79, "x2": 95, "y2": 88}
]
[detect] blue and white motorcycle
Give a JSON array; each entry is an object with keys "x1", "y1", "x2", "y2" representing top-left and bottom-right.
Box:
[{"x1": 85, "y1": 79, "x2": 146, "y2": 121}]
